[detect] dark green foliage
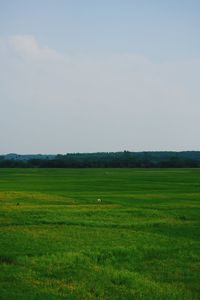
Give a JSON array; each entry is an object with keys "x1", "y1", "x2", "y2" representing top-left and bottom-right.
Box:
[{"x1": 1, "y1": 151, "x2": 200, "y2": 168}]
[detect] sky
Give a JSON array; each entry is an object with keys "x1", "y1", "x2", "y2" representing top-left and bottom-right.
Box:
[{"x1": 0, "y1": 0, "x2": 200, "y2": 154}]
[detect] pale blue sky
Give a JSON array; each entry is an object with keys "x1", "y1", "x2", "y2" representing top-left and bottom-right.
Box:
[
  {"x1": 0, "y1": 1, "x2": 200, "y2": 153},
  {"x1": 1, "y1": 0, "x2": 200, "y2": 60}
]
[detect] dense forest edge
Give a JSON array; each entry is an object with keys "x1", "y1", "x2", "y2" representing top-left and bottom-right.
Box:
[{"x1": 1, "y1": 151, "x2": 200, "y2": 168}]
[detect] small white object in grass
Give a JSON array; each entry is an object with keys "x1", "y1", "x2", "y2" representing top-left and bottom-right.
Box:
[{"x1": 97, "y1": 198, "x2": 102, "y2": 203}]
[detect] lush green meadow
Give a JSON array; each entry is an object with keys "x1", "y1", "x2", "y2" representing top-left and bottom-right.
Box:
[{"x1": 0, "y1": 168, "x2": 200, "y2": 299}]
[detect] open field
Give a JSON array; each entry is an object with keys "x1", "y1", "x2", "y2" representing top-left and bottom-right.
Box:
[{"x1": 0, "y1": 168, "x2": 200, "y2": 300}]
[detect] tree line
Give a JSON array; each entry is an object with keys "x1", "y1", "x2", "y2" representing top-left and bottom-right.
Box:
[{"x1": 0, "y1": 151, "x2": 200, "y2": 168}]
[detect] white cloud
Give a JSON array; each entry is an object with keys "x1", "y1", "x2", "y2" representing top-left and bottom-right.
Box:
[
  {"x1": 0, "y1": 35, "x2": 200, "y2": 153},
  {"x1": 4, "y1": 35, "x2": 63, "y2": 61}
]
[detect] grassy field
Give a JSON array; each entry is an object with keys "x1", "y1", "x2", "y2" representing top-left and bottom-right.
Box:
[{"x1": 0, "y1": 168, "x2": 200, "y2": 300}]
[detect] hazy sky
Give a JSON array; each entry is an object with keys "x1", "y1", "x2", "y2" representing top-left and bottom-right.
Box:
[{"x1": 0, "y1": 1, "x2": 200, "y2": 153}]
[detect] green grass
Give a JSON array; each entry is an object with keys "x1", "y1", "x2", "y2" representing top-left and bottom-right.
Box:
[{"x1": 0, "y1": 168, "x2": 200, "y2": 299}]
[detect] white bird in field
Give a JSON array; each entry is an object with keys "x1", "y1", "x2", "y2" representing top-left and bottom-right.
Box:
[{"x1": 97, "y1": 198, "x2": 102, "y2": 203}]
